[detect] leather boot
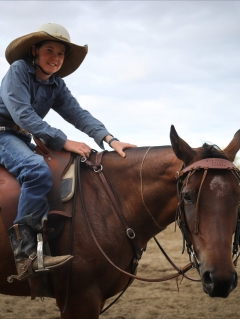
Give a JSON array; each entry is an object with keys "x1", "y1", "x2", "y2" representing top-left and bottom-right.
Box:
[{"x1": 7, "y1": 224, "x2": 73, "y2": 282}]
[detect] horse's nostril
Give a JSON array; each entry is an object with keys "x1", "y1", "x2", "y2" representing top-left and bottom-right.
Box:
[
  {"x1": 202, "y1": 271, "x2": 214, "y2": 292},
  {"x1": 202, "y1": 269, "x2": 238, "y2": 297},
  {"x1": 232, "y1": 271, "x2": 238, "y2": 288}
]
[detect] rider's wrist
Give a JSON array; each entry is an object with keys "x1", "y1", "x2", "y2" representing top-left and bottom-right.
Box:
[{"x1": 108, "y1": 137, "x2": 119, "y2": 148}]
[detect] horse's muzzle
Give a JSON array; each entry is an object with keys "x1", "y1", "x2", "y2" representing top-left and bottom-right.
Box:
[{"x1": 201, "y1": 269, "x2": 238, "y2": 298}]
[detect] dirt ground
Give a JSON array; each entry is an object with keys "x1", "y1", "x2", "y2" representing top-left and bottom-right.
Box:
[{"x1": 0, "y1": 223, "x2": 239, "y2": 319}]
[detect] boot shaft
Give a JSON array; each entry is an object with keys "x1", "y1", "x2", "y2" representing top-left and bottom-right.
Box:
[{"x1": 9, "y1": 224, "x2": 37, "y2": 259}]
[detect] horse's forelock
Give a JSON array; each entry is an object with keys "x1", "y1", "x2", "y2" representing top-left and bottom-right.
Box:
[{"x1": 199, "y1": 143, "x2": 229, "y2": 160}]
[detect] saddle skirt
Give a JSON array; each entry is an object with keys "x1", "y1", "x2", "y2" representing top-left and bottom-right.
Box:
[{"x1": 0, "y1": 137, "x2": 74, "y2": 232}]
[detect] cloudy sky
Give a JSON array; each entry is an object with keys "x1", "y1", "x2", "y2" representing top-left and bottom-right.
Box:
[{"x1": 0, "y1": 1, "x2": 239, "y2": 155}]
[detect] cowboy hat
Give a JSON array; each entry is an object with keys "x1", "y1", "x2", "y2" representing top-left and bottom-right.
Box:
[{"x1": 5, "y1": 23, "x2": 88, "y2": 78}]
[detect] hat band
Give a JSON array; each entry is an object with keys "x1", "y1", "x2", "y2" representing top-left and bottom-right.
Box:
[{"x1": 50, "y1": 33, "x2": 70, "y2": 43}]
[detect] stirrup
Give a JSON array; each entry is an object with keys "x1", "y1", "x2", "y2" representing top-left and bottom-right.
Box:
[{"x1": 35, "y1": 233, "x2": 50, "y2": 272}]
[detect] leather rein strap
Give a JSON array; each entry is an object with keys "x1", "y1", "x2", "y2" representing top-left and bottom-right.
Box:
[
  {"x1": 80, "y1": 151, "x2": 196, "y2": 283},
  {"x1": 82, "y1": 151, "x2": 143, "y2": 260}
]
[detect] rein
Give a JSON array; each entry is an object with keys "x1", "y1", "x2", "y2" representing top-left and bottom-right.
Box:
[
  {"x1": 175, "y1": 157, "x2": 240, "y2": 270},
  {"x1": 80, "y1": 152, "x2": 196, "y2": 283},
  {"x1": 140, "y1": 147, "x2": 165, "y2": 230}
]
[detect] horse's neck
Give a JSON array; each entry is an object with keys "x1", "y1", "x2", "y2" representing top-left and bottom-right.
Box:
[{"x1": 102, "y1": 147, "x2": 181, "y2": 245}]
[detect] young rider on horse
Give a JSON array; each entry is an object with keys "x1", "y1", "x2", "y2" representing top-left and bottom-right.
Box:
[{"x1": 0, "y1": 23, "x2": 136, "y2": 282}]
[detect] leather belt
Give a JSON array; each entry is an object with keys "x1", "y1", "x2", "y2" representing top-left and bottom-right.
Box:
[{"x1": 0, "y1": 124, "x2": 30, "y2": 135}]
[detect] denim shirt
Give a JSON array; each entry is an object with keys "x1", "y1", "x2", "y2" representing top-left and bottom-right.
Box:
[{"x1": 0, "y1": 59, "x2": 110, "y2": 150}]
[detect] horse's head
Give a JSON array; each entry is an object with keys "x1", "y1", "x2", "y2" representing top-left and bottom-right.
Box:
[{"x1": 170, "y1": 125, "x2": 240, "y2": 298}]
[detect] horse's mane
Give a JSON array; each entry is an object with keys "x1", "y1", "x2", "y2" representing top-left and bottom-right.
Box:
[{"x1": 198, "y1": 143, "x2": 228, "y2": 160}]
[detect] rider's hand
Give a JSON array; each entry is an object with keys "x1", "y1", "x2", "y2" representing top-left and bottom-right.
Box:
[
  {"x1": 105, "y1": 135, "x2": 137, "y2": 158},
  {"x1": 63, "y1": 139, "x2": 92, "y2": 158},
  {"x1": 111, "y1": 140, "x2": 137, "y2": 158}
]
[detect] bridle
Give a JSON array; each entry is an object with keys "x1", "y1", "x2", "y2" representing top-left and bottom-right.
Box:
[{"x1": 175, "y1": 157, "x2": 240, "y2": 270}]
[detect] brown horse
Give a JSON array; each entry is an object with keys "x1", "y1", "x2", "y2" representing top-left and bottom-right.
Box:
[{"x1": 0, "y1": 125, "x2": 240, "y2": 319}]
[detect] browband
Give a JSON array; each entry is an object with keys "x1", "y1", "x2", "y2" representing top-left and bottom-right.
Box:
[{"x1": 176, "y1": 158, "x2": 238, "y2": 178}]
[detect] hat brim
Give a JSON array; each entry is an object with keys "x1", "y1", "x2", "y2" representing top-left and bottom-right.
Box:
[{"x1": 5, "y1": 31, "x2": 88, "y2": 78}]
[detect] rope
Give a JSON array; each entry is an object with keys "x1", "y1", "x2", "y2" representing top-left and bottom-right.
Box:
[{"x1": 140, "y1": 147, "x2": 165, "y2": 230}]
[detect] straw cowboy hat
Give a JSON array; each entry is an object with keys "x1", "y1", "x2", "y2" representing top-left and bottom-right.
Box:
[{"x1": 5, "y1": 23, "x2": 88, "y2": 78}]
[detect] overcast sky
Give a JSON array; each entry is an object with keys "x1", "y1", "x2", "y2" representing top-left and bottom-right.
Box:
[{"x1": 0, "y1": 1, "x2": 239, "y2": 156}]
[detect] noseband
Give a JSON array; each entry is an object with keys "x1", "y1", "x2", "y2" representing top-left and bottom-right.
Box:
[{"x1": 175, "y1": 158, "x2": 240, "y2": 270}]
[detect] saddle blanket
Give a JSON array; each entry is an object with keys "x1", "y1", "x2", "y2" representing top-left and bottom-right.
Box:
[{"x1": 61, "y1": 160, "x2": 75, "y2": 202}]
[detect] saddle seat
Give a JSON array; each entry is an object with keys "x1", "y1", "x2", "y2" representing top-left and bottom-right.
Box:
[{"x1": 0, "y1": 137, "x2": 74, "y2": 237}]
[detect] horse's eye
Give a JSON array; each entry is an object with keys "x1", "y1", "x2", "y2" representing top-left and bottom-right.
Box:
[{"x1": 183, "y1": 192, "x2": 192, "y2": 202}]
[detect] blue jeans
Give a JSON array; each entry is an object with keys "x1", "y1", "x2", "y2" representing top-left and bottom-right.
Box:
[{"x1": 0, "y1": 130, "x2": 52, "y2": 231}]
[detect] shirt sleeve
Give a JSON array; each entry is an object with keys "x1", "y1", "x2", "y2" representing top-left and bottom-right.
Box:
[
  {"x1": 1, "y1": 61, "x2": 67, "y2": 150},
  {"x1": 52, "y1": 79, "x2": 111, "y2": 149}
]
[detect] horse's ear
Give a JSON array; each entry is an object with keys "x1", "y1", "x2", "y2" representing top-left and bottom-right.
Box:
[
  {"x1": 223, "y1": 130, "x2": 240, "y2": 162},
  {"x1": 170, "y1": 125, "x2": 196, "y2": 165}
]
